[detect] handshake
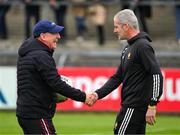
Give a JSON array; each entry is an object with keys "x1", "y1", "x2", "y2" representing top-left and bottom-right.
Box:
[{"x1": 85, "y1": 92, "x2": 99, "y2": 107}]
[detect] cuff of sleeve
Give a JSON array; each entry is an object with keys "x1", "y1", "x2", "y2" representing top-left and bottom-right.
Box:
[
  {"x1": 149, "y1": 100, "x2": 159, "y2": 106},
  {"x1": 95, "y1": 90, "x2": 100, "y2": 99},
  {"x1": 82, "y1": 92, "x2": 86, "y2": 102}
]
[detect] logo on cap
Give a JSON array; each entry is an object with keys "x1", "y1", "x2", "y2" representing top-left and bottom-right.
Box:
[{"x1": 51, "y1": 22, "x2": 55, "y2": 26}]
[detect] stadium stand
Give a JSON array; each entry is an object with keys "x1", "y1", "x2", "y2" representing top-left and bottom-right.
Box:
[{"x1": 0, "y1": 0, "x2": 180, "y2": 67}]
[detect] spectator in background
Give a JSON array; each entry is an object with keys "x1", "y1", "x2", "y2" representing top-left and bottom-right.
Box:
[
  {"x1": 0, "y1": 0, "x2": 10, "y2": 39},
  {"x1": 50, "y1": 0, "x2": 68, "y2": 44},
  {"x1": 175, "y1": 0, "x2": 180, "y2": 45},
  {"x1": 23, "y1": 0, "x2": 40, "y2": 39},
  {"x1": 88, "y1": 0, "x2": 107, "y2": 46},
  {"x1": 120, "y1": 0, "x2": 152, "y2": 34},
  {"x1": 71, "y1": 0, "x2": 87, "y2": 43}
]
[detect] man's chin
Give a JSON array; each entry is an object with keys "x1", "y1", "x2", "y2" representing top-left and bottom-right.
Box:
[
  {"x1": 53, "y1": 45, "x2": 57, "y2": 49},
  {"x1": 51, "y1": 43, "x2": 57, "y2": 50},
  {"x1": 117, "y1": 35, "x2": 122, "y2": 40},
  {"x1": 118, "y1": 37, "x2": 121, "y2": 40},
  {"x1": 118, "y1": 36, "x2": 126, "y2": 40}
]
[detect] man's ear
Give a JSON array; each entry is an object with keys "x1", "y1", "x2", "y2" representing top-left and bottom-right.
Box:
[
  {"x1": 123, "y1": 24, "x2": 129, "y2": 31},
  {"x1": 40, "y1": 33, "x2": 46, "y2": 40}
]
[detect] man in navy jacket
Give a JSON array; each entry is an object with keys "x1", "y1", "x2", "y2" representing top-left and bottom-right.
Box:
[{"x1": 16, "y1": 19, "x2": 89, "y2": 134}]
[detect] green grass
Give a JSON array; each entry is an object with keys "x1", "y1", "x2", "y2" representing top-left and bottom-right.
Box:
[{"x1": 0, "y1": 111, "x2": 180, "y2": 135}]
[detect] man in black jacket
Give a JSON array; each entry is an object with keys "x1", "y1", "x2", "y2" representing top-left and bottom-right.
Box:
[
  {"x1": 86, "y1": 9, "x2": 163, "y2": 134},
  {"x1": 16, "y1": 19, "x2": 89, "y2": 134}
]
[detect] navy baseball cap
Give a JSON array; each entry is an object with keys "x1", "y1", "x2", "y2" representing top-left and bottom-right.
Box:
[{"x1": 33, "y1": 19, "x2": 64, "y2": 37}]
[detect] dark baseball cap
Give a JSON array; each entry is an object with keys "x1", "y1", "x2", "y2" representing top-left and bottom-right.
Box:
[{"x1": 33, "y1": 19, "x2": 64, "y2": 37}]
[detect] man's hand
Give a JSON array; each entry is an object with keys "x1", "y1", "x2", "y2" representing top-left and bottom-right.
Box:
[
  {"x1": 146, "y1": 106, "x2": 156, "y2": 125},
  {"x1": 85, "y1": 92, "x2": 98, "y2": 107}
]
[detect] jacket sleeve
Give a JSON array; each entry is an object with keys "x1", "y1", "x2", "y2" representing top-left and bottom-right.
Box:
[
  {"x1": 35, "y1": 51, "x2": 86, "y2": 102},
  {"x1": 138, "y1": 43, "x2": 163, "y2": 106},
  {"x1": 95, "y1": 65, "x2": 123, "y2": 99}
]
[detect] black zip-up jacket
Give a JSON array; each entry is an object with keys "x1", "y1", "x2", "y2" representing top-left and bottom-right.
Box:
[
  {"x1": 16, "y1": 37, "x2": 86, "y2": 119},
  {"x1": 96, "y1": 32, "x2": 163, "y2": 108}
]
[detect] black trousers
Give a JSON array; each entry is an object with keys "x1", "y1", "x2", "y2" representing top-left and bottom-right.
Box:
[
  {"x1": 25, "y1": 5, "x2": 40, "y2": 38},
  {"x1": 114, "y1": 107, "x2": 147, "y2": 135},
  {"x1": 121, "y1": 4, "x2": 150, "y2": 34},
  {"x1": 53, "y1": 5, "x2": 68, "y2": 40},
  {"x1": 96, "y1": 25, "x2": 105, "y2": 45},
  {"x1": 0, "y1": 5, "x2": 10, "y2": 39},
  {"x1": 17, "y1": 117, "x2": 56, "y2": 135}
]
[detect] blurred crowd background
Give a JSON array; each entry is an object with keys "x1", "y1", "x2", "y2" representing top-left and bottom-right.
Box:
[
  {"x1": 0, "y1": 0, "x2": 180, "y2": 67},
  {"x1": 0, "y1": 3, "x2": 180, "y2": 133}
]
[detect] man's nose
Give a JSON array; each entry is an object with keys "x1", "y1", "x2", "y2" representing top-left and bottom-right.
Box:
[{"x1": 57, "y1": 33, "x2": 61, "y2": 39}]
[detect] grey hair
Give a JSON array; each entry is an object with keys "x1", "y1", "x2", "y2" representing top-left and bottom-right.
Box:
[{"x1": 114, "y1": 9, "x2": 139, "y2": 30}]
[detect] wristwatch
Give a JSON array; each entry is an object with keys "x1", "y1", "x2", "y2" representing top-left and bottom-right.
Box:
[{"x1": 148, "y1": 105, "x2": 156, "y2": 110}]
